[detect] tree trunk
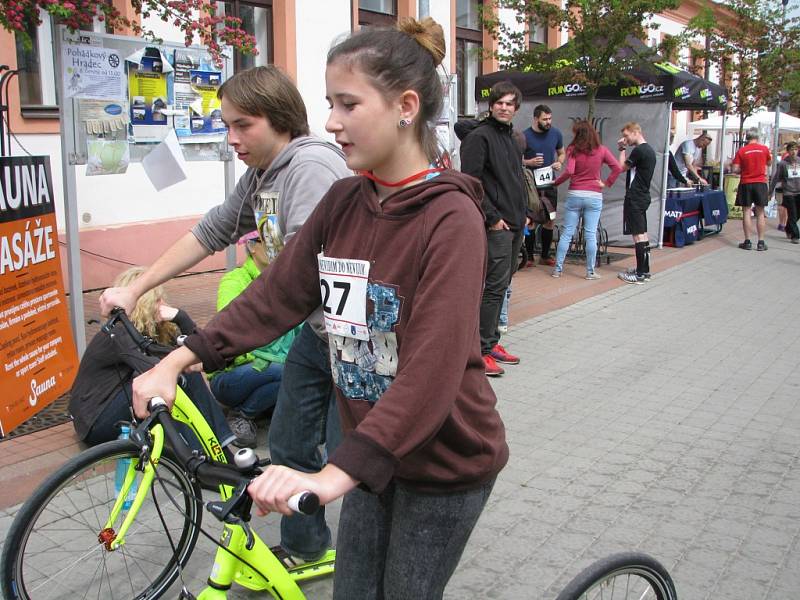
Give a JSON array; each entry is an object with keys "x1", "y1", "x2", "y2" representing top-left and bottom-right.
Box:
[{"x1": 587, "y1": 88, "x2": 597, "y2": 120}]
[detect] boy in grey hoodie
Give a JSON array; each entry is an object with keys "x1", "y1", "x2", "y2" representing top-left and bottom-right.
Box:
[{"x1": 100, "y1": 66, "x2": 350, "y2": 563}]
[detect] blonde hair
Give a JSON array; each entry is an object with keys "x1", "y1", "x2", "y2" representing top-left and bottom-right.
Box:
[
  {"x1": 621, "y1": 122, "x2": 642, "y2": 134},
  {"x1": 112, "y1": 266, "x2": 178, "y2": 344}
]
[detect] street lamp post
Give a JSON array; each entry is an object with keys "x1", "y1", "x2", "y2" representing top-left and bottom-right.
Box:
[{"x1": 772, "y1": 0, "x2": 790, "y2": 173}]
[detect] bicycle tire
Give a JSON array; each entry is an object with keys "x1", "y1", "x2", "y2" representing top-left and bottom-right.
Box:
[
  {"x1": 555, "y1": 552, "x2": 678, "y2": 600},
  {"x1": 1, "y1": 439, "x2": 203, "y2": 600}
]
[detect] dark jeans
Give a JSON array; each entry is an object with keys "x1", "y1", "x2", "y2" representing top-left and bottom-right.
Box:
[
  {"x1": 479, "y1": 228, "x2": 524, "y2": 355},
  {"x1": 85, "y1": 373, "x2": 235, "y2": 451},
  {"x1": 333, "y1": 478, "x2": 495, "y2": 600},
  {"x1": 784, "y1": 193, "x2": 800, "y2": 240},
  {"x1": 269, "y1": 322, "x2": 342, "y2": 559},
  {"x1": 210, "y1": 362, "x2": 283, "y2": 419}
]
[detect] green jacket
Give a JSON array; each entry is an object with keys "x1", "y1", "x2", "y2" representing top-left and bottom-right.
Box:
[{"x1": 209, "y1": 256, "x2": 300, "y2": 377}]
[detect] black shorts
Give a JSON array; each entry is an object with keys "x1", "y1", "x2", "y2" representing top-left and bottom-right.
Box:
[
  {"x1": 623, "y1": 196, "x2": 650, "y2": 236},
  {"x1": 536, "y1": 186, "x2": 558, "y2": 221},
  {"x1": 735, "y1": 182, "x2": 769, "y2": 207}
]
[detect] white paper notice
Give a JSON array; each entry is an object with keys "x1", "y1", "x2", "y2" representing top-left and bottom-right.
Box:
[
  {"x1": 62, "y1": 43, "x2": 125, "y2": 100},
  {"x1": 141, "y1": 130, "x2": 188, "y2": 191}
]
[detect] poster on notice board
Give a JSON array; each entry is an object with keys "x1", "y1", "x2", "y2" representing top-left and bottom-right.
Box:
[{"x1": 0, "y1": 156, "x2": 79, "y2": 437}]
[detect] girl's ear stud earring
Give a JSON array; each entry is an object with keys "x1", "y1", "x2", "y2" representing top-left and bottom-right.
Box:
[{"x1": 398, "y1": 118, "x2": 413, "y2": 128}]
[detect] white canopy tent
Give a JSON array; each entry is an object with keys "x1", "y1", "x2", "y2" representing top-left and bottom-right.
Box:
[{"x1": 689, "y1": 110, "x2": 800, "y2": 133}]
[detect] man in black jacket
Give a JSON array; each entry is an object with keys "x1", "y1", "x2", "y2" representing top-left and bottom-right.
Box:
[{"x1": 459, "y1": 81, "x2": 527, "y2": 377}]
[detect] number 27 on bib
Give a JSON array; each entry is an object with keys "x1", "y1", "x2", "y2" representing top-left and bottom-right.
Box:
[{"x1": 317, "y1": 252, "x2": 371, "y2": 341}]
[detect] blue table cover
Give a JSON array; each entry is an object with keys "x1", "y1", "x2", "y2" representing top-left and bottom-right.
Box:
[{"x1": 664, "y1": 190, "x2": 727, "y2": 247}]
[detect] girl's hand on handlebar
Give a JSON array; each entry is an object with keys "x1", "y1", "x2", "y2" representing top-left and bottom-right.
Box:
[
  {"x1": 248, "y1": 464, "x2": 358, "y2": 517},
  {"x1": 248, "y1": 465, "x2": 322, "y2": 517}
]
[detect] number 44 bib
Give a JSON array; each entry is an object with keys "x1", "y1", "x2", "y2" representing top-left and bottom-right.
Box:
[
  {"x1": 318, "y1": 253, "x2": 371, "y2": 341},
  {"x1": 534, "y1": 165, "x2": 554, "y2": 187}
]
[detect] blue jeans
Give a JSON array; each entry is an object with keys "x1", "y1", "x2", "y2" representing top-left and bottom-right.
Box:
[
  {"x1": 210, "y1": 362, "x2": 283, "y2": 419},
  {"x1": 554, "y1": 192, "x2": 603, "y2": 275},
  {"x1": 333, "y1": 478, "x2": 495, "y2": 599},
  {"x1": 269, "y1": 322, "x2": 342, "y2": 559},
  {"x1": 499, "y1": 284, "x2": 512, "y2": 327}
]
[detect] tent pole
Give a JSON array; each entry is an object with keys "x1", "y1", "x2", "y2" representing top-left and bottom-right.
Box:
[
  {"x1": 719, "y1": 112, "x2": 727, "y2": 190},
  {"x1": 658, "y1": 102, "x2": 672, "y2": 249}
]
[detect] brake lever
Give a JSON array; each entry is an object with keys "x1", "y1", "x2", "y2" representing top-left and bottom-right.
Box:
[{"x1": 206, "y1": 481, "x2": 256, "y2": 549}]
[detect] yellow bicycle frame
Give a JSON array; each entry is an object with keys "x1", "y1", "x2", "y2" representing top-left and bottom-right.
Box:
[{"x1": 104, "y1": 386, "x2": 334, "y2": 599}]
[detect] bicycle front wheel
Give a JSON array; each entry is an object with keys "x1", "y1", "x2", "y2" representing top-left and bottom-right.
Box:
[
  {"x1": 555, "y1": 552, "x2": 678, "y2": 600},
  {"x1": 2, "y1": 439, "x2": 202, "y2": 600}
]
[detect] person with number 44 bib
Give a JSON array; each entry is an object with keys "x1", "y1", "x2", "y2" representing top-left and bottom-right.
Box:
[
  {"x1": 523, "y1": 104, "x2": 565, "y2": 266},
  {"x1": 131, "y1": 17, "x2": 508, "y2": 600},
  {"x1": 770, "y1": 141, "x2": 800, "y2": 244}
]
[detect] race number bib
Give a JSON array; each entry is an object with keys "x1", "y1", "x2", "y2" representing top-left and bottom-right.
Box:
[
  {"x1": 534, "y1": 166, "x2": 554, "y2": 187},
  {"x1": 788, "y1": 164, "x2": 800, "y2": 179},
  {"x1": 317, "y1": 253, "x2": 371, "y2": 341}
]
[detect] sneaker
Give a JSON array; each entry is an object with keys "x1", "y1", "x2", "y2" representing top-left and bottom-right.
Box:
[
  {"x1": 270, "y1": 545, "x2": 335, "y2": 571},
  {"x1": 625, "y1": 267, "x2": 651, "y2": 281},
  {"x1": 491, "y1": 343, "x2": 520, "y2": 364},
  {"x1": 756, "y1": 240, "x2": 768, "y2": 251},
  {"x1": 585, "y1": 272, "x2": 601, "y2": 280},
  {"x1": 551, "y1": 269, "x2": 561, "y2": 278},
  {"x1": 227, "y1": 412, "x2": 257, "y2": 448},
  {"x1": 542, "y1": 257, "x2": 556, "y2": 266},
  {"x1": 498, "y1": 323, "x2": 508, "y2": 334},
  {"x1": 738, "y1": 239, "x2": 752, "y2": 250},
  {"x1": 618, "y1": 271, "x2": 645, "y2": 285},
  {"x1": 792, "y1": 239, "x2": 800, "y2": 245},
  {"x1": 525, "y1": 260, "x2": 535, "y2": 268},
  {"x1": 483, "y1": 354, "x2": 505, "y2": 377},
  {"x1": 778, "y1": 224, "x2": 785, "y2": 231}
]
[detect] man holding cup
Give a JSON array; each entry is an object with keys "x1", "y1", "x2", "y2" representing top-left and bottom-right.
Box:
[{"x1": 523, "y1": 105, "x2": 565, "y2": 266}]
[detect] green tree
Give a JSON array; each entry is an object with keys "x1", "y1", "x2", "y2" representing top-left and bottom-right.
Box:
[
  {"x1": 483, "y1": 0, "x2": 680, "y2": 119},
  {"x1": 684, "y1": 0, "x2": 800, "y2": 138},
  {"x1": 0, "y1": 0, "x2": 257, "y2": 66}
]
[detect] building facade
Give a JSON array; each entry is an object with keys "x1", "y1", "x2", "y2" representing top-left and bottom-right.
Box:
[{"x1": 0, "y1": 0, "x2": 728, "y2": 290}]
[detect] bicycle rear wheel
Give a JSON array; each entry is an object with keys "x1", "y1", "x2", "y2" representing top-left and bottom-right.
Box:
[
  {"x1": 555, "y1": 552, "x2": 677, "y2": 600},
  {"x1": 1, "y1": 439, "x2": 202, "y2": 600}
]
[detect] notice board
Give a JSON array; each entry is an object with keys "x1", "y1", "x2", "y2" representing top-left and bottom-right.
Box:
[{"x1": 0, "y1": 156, "x2": 79, "y2": 437}]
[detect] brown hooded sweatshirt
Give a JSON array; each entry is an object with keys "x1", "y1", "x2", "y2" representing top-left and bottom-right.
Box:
[{"x1": 185, "y1": 171, "x2": 509, "y2": 493}]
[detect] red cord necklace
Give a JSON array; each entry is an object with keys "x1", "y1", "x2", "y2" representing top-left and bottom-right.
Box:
[{"x1": 360, "y1": 167, "x2": 444, "y2": 187}]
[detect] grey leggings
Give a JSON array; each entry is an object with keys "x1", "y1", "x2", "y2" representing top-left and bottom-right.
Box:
[{"x1": 333, "y1": 478, "x2": 495, "y2": 600}]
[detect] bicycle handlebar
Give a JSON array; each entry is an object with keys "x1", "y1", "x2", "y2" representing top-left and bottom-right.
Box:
[
  {"x1": 99, "y1": 308, "x2": 322, "y2": 516},
  {"x1": 147, "y1": 397, "x2": 319, "y2": 515}
]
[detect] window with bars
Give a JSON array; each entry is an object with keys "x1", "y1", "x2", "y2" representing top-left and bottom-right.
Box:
[
  {"x1": 359, "y1": 0, "x2": 397, "y2": 27},
  {"x1": 456, "y1": 0, "x2": 482, "y2": 117},
  {"x1": 219, "y1": 0, "x2": 274, "y2": 71},
  {"x1": 15, "y1": 12, "x2": 107, "y2": 117}
]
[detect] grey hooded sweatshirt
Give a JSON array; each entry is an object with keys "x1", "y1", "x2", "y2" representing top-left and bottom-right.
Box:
[{"x1": 192, "y1": 135, "x2": 350, "y2": 336}]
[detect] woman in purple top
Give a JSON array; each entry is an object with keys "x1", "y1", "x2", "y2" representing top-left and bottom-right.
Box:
[{"x1": 551, "y1": 121, "x2": 623, "y2": 279}]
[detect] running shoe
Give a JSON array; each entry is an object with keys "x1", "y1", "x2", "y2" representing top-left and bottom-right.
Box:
[
  {"x1": 483, "y1": 354, "x2": 505, "y2": 377},
  {"x1": 491, "y1": 343, "x2": 520, "y2": 364},
  {"x1": 618, "y1": 271, "x2": 645, "y2": 285}
]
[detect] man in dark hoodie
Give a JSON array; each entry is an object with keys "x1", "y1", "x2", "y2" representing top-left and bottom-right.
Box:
[{"x1": 458, "y1": 81, "x2": 527, "y2": 377}]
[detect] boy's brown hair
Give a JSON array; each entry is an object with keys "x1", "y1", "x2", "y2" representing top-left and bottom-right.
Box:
[{"x1": 218, "y1": 66, "x2": 310, "y2": 138}]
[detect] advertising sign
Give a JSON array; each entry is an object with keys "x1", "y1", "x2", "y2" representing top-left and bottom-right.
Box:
[
  {"x1": 0, "y1": 156, "x2": 79, "y2": 437},
  {"x1": 62, "y1": 42, "x2": 126, "y2": 101}
]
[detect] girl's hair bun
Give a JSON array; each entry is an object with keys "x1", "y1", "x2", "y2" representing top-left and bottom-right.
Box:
[{"x1": 398, "y1": 17, "x2": 446, "y2": 67}]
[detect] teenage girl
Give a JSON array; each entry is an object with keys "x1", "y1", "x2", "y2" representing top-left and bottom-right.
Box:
[{"x1": 132, "y1": 17, "x2": 508, "y2": 599}]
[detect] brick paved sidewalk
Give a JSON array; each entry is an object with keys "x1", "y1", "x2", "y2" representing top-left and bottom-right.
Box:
[{"x1": 6, "y1": 224, "x2": 795, "y2": 600}]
